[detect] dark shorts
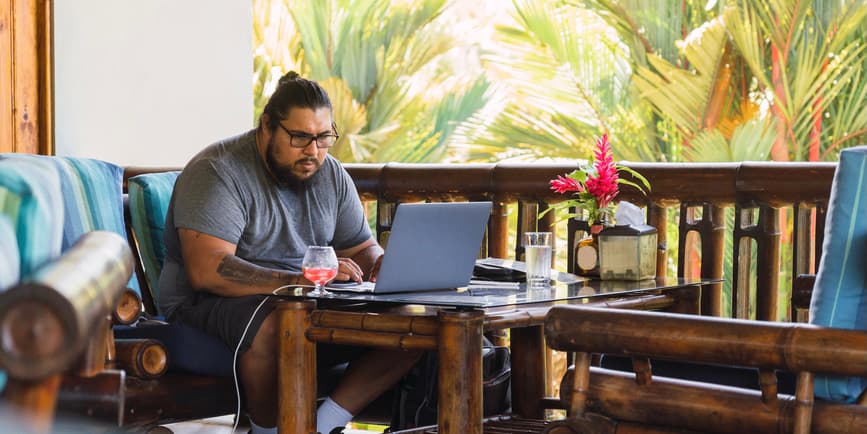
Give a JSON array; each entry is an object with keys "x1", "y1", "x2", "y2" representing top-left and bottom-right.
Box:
[{"x1": 171, "y1": 293, "x2": 362, "y2": 368}]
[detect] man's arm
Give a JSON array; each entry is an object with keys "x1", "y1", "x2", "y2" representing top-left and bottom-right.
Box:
[{"x1": 179, "y1": 229, "x2": 303, "y2": 296}]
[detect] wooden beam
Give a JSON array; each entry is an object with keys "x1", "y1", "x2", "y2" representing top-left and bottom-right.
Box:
[{"x1": 0, "y1": 0, "x2": 52, "y2": 155}]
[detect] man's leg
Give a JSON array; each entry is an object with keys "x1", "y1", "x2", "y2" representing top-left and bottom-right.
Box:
[
  {"x1": 317, "y1": 348, "x2": 422, "y2": 433},
  {"x1": 329, "y1": 349, "x2": 422, "y2": 414},
  {"x1": 240, "y1": 308, "x2": 422, "y2": 432},
  {"x1": 239, "y1": 310, "x2": 279, "y2": 429}
]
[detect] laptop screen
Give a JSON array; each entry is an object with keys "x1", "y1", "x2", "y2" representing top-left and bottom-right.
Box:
[{"x1": 330, "y1": 201, "x2": 492, "y2": 293}]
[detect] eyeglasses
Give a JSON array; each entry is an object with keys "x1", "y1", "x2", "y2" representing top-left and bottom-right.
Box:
[{"x1": 276, "y1": 123, "x2": 339, "y2": 148}]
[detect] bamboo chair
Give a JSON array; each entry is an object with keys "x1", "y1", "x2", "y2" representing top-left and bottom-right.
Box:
[
  {"x1": 539, "y1": 147, "x2": 867, "y2": 434},
  {"x1": 543, "y1": 305, "x2": 867, "y2": 434}
]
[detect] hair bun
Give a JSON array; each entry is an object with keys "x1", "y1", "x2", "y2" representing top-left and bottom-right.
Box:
[{"x1": 278, "y1": 71, "x2": 301, "y2": 85}]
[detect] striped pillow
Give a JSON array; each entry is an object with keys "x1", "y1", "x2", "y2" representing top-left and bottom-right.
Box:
[
  {"x1": 0, "y1": 155, "x2": 141, "y2": 295},
  {"x1": 55, "y1": 157, "x2": 141, "y2": 295},
  {"x1": 0, "y1": 156, "x2": 63, "y2": 278},
  {"x1": 809, "y1": 145, "x2": 867, "y2": 402},
  {"x1": 0, "y1": 214, "x2": 19, "y2": 290},
  {"x1": 128, "y1": 171, "x2": 179, "y2": 312}
]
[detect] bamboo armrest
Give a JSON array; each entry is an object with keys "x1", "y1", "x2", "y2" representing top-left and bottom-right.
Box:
[
  {"x1": 544, "y1": 305, "x2": 867, "y2": 377},
  {"x1": 0, "y1": 231, "x2": 134, "y2": 381}
]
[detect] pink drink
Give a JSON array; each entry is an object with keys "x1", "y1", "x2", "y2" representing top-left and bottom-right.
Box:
[{"x1": 303, "y1": 267, "x2": 338, "y2": 286}]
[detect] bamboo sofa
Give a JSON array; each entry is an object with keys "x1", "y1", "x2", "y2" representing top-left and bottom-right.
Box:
[{"x1": 0, "y1": 155, "x2": 138, "y2": 433}]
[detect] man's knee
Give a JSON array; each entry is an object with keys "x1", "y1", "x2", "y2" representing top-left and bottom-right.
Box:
[{"x1": 246, "y1": 310, "x2": 278, "y2": 358}]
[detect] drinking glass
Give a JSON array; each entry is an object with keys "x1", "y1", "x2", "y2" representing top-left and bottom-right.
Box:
[
  {"x1": 523, "y1": 232, "x2": 552, "y2": 287},
  {"x1": 302, "y1": 246, "x2": 339, "y2": 296}
]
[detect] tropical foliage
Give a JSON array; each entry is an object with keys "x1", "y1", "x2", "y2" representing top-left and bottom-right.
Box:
[
  {"x1": 253, "y1": 0, "x2": 492, "y2": 164},
  {"x1": 574, "y1": 0, "x2": 866, "y2": 163}
]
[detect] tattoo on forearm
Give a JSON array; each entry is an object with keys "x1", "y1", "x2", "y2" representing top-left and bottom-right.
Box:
[{"x1": 217, "y1": 255, "x2": 295, "y2": 285}]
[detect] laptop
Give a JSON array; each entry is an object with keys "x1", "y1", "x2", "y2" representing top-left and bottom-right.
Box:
[{"x1": 327, "y1": 201, "x2": 492, "y2": 293}]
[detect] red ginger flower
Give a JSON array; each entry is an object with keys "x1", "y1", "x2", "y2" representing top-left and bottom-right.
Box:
[
  {"x1": 545, "y1": 134, "x2": 649, "y2": 224},
  {"x1": 585, "y1": 134, "x2": 619, "y2": 209},
  {"x1": 550, "y1": 175, "x2": 584, "y2": 194}
]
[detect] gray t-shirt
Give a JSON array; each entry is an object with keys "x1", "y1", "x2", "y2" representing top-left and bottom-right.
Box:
[{"x1": 158, "y1": 129, "x2": 371, "y2": 317}]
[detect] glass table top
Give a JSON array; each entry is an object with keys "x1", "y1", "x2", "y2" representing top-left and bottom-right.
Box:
[{"x1": 275, "y1": 276, "x2": 717, "y2": 309}]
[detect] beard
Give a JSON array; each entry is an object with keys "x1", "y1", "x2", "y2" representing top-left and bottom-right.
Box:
[{"x1": 265, "y1": 139, "x2": 321, "y2": 188}]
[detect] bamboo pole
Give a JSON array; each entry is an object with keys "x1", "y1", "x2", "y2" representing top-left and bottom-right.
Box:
[
  {"x1": 277, "y1": 300, "x2": 317, "y2": 434},
  {"x1": 437, "y1": 309, "x2": 484, "y2": 434}
]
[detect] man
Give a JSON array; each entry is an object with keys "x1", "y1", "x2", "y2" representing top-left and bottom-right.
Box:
[{"x1": 159, "y1": 71, "x2": 420, "y2": 434}]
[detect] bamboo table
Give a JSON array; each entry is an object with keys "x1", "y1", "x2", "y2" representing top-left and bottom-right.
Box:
[{"x1": 274, "y1": 277, "x2": 710, "y2": 434}]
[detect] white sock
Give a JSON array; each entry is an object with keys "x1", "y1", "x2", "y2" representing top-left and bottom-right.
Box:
[
  {"x1": 316, "y1": 397, "x2": 353, "y2": 434},
  {"x1": 249, "y1": 419, "x2": 277, "y2": 434}
]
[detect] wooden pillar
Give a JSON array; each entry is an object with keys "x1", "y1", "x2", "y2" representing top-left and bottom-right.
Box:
[
  {"x1": 568, "y1": 352, "x2": 591, "y2": 416},
  {"x1": 1, "y1": 375, "x2": 61, "y2": 433},
  {"x1": 647, "y1": 204, "x2": 668, "y2": 280},
  {"x1": 678, "y1": 203, "x2": 724, "y2": 316},
  {"x1": 510, "y1": 325, "x2": 546, "y2": 418},
  {"x1": 793, "y1": 372, "x2": 814, "y2": 434},
  {"x1": 488, "y1": 201, "x2": 509, "y2": 258},
  {"x1": 0, "y1": 0, "x2": 53, "y2": 155},
  {"x1": 437, "y1": 309, "x2": 484, "y2": 434},
  {"x1": 277, "y1": 300, "x2": 317, "y2": 434},
  {"x1": 755, "y1": 205, "x2": 781, "y2": 321},
  {"x1": 700, "y1": 205, "x2": 725, "y2": 317}
]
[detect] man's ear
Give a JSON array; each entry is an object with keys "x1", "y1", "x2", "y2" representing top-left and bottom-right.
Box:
[{"x1": 260, "y1": 113, "x2": 271, "y2": 129}]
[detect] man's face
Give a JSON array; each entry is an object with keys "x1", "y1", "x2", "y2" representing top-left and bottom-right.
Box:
[{"x1": 263, "y1": 107, "x2": 333, "y2": 183}]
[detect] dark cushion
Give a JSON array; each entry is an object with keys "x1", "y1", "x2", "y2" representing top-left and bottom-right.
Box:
[{"x1": 114, "y1": 321, "x2": 234, "y2": 377}]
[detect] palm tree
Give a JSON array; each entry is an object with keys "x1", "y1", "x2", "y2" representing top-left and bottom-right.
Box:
[
  {"x1": 456, "y1": 0, "x2": 659, "y2": 163},
  {"x1": 727, "y1": 0, "x2": 866, "y2": 161},
  {"x1": 584, "y1": 0, "x2": 866, "y2": 163},
  {"x1": 253, "y1": 0, "x2": 492, "y2": 163}
]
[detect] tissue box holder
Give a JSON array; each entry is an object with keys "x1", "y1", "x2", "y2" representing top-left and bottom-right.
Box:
[{"x1": 598, "y1": 224, "x2": 657, "y2": 281}]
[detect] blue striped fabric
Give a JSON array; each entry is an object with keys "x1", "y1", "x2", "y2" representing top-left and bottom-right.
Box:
[
  {"x1": 0, "y1": 154, "x2": 141, "y2": 295},
  {"x1": 128, "y1": 171, "x2": 179, "y2": 313},
  {"x1": 56, "y1": 157, "x2": 141, "y2": 295},
  {"x1": 0, "y1": 218, "x2": 8, "y2": 394},
  {"x1": 0, "y1": 214, "x2": 19, "y2": 290},
  {"x1": 0, "y1": 156, "x2": 63, "y2": 278},
  {"x1": 809, "y1": 145, "x2": 867, "y2": 402}
]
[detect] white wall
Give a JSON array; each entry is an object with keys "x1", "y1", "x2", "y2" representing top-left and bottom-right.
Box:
[{"x1": 54, "y1": 0, "x2": 253, "y2": 167}]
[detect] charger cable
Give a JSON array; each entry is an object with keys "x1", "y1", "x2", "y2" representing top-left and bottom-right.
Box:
[{"x1": 231, "y1": 284, "x2": 315, "y2": 433}]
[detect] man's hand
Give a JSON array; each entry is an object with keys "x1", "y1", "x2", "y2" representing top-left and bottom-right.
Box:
[
  {"x1": 336, "y1": 257, "x2": 364, "y2": 283},
  {"x1": 335, "y1": 236, "x2": 383, "y2": 282}
]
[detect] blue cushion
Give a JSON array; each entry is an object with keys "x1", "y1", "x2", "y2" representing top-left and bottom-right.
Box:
[
  {"x1": 128, "y1": 171, "x2": 180, "y2": 312},
  {"x1": 56, "y1": 157, "x2": 141, "y2": 295},
  {"x1": 0, "y1": 215, "x2": 19, "y2": 290},
  {"x1": 0, "y1": 156, "x2": 63, "y2": 278},
  {"x1": 810, "y1": 145, "x2": 867, "y2": 402},
  {"x1": 0, "y1": 154, "x2": 141, "y2": 294}
]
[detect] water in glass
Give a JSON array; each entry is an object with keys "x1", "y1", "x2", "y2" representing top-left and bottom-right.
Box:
[{"x1": 523, "y1": 232, "x2": 552, "y2": 287}]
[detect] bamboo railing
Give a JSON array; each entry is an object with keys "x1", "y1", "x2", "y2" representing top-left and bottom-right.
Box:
[
  {"x1": 342, "y1": 161, "x2": 835, "y2": 322},
  {"x1": 124, "y1": 161, "x2": 836, "y2": 322}
]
